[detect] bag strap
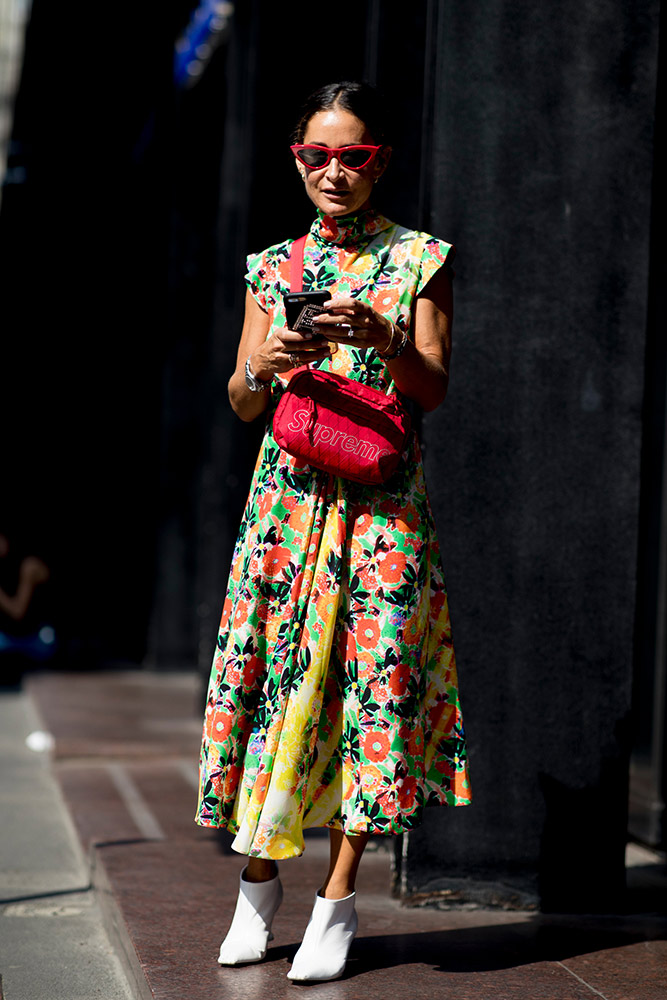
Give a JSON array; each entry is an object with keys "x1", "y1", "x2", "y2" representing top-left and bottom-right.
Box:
[{"x1": 290, "y1": 235, "x2": 308, "y2": 293}]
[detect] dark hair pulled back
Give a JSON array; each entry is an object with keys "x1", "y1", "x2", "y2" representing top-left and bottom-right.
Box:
[{"x1": 292, "y1": 81, "x2": 390, "y2": 146}]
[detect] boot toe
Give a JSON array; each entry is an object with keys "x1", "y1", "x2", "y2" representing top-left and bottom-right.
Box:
[
  {"x1": 287, "y1": 961, "x2": 345, "y2": 982},
  {"x1": 218, "y1": 939, "x2": 267, "y2": 965}
]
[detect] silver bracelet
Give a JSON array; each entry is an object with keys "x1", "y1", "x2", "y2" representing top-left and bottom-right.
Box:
[
  {"x1": 376, "y1": 323, "x2": 397, "y2": 358},
  {"x1": 379, "y1": 327, "x2": 408, "y2": 360},
  {"x1": 244, "y1": 356, "x2": 270, "y2": 392}
]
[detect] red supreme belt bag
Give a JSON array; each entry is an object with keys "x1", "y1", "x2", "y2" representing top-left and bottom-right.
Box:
[{"x1": 273, "y1": 367, "x2": 411, "y2": 485}]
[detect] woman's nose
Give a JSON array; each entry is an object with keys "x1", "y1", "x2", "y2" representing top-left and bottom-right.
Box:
[{"x1": 325, "y1": 156, "x2": 342, "y2": 179}]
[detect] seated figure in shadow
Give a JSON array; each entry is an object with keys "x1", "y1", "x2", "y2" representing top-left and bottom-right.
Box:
[{"x1": 0, "y1": 530, "x2": 55, "y2": 686}]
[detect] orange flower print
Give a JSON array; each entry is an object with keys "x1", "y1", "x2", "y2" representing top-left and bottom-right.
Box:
[
  {"x1": 356, "y1": 617, "x2": 381, "y2": 648},
  {"x1": 279, "y1": 492, "x2": 299, "y2": 514},
  {"x1": 265, "y1": 616, "x2": 282, "y2": 646},
  {"x1": 354, "y1": 559, "x2": 377, "y2": 591},
  {"x1": 370, "y1": 680, "x2": 391, "y2": 705},
  {"x1": 430, "y1": 591, "x2": 446, "y2": 618},
  {"x1": 288, "y1": 502, "x2": 311, "y2": 532},
  {"x1": 377, "y1": 549, "x2": 407, "y2": 584},
  {"x1": 389, "y1": 663, "x2": 411, "y2": 697},
  {"x1": 403, "y1": 614, "x2": 422, "y2": 645},
  {"x1": 290, "y1": 572, "x2": 304, "y2": 604},
  {"x1": 397, "y1": 775, "x2": 417, "y2": 811},
  {"x1": 233, "y1": 602, "x2": 248, "y2": 628},
  {"x1": 408, "y1": 725, "x2": 425, "y2": 758},
  {"x1": 360, "y1": 764, "x2": 383, "y2": 795},
  {"x1": 377, "y1": 786, "x2": 398, "y2": 817},
  {"x1": 243, "y1": 655, "x2": 266, "y2": 689},
  {"x1": 396, "y1": 502, "x2": 420, "y2": 532},
  {"x1": 276, "y1": 259, "x2": 291, "y2": 289},
  {"x1": 257, "y1": 490, "x2": 275, "y2": 520},
  {"x1": 263, "y1": 545, "x2": 293, "y2": 579},
  {"x1": 223, "y1": 764, "x2": 241, "y2": 798},
  {"x1": 429, "y1": 700, "x2": 456, "y2": 737},
  {"x1": 356, "y1": 651, "x2": 376, "y2": 679},
  {"x1": 208, "y1": 708, "x2": 232, "y2": 742},
  {"x1": 375, "y1": 287, "x2": 400, "y2": 312},
  {"x1": 343, "y1": 773, "x2": 358, "y2": 800},
  {"x1": 254, "y1": 770, "x2": 270, "y2": 802},
  {"x1": 354, "y1": 510, "x2": 372, "y2": 532},
  {"x1": 331, "y1": 349, "x2": 354, "y2": 377},
  {"x1": 219, "y1": 595, "x2": 233, "y2": 628},
  {"x1": 363, "y1": 730, "x2": 390, "y2": 762},
  {"x1": 225, "y1": 664, "x2": 241, "y2": 686}
]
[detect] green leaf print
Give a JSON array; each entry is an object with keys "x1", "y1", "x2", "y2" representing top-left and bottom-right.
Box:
[{"x1": 349, "y1": 573, "x2": 370, "y2": 606}]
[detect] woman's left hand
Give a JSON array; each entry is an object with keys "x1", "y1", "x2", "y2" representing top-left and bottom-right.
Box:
[{"x1": 312, "y1": 296, "x2": 394, "y2": 353}]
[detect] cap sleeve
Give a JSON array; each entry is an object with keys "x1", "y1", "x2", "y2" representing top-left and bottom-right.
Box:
[
  {"x1": 245, "y1": 250, "x2": 268, "y2": 311},
  {"x1": 416, "y1": 237, "x2": 456, "y2": 295}
]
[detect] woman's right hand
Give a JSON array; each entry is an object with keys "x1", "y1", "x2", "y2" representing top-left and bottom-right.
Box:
[
  {"x1": 250, "y1": 328, "x2": 332, "y2": 380},
  {"x1": 229, "y1": 291, "x2": 334, "y2": 422}
]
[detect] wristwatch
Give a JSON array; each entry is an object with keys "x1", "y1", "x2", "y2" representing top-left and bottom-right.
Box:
[{"x1": 245, "y1": 356, "x2": 270, "y2": 392}]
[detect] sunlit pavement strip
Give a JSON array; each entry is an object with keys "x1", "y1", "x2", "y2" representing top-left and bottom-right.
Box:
[
  {"x1": 175, "y1": 757, "x2": 201, "y2": 790},
  {"x1": 106, "y1": 763, "x2": 166, "y2": 842},
  {"x1": 0, "y1": 690, "x2": 134, "y2": 1000},
  {"x1": 557, "y1": 962, "x2": 612, "y2": 1000}
]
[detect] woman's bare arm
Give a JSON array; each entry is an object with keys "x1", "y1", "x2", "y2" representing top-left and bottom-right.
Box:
[
  {"x1": 228, "y1": 292, "x2": 273, "y2": 422},
  {"x1": 390, "y1": 264, "x2": 453, "y2": 411}
]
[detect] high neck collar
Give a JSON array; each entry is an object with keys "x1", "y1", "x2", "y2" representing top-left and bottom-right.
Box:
[{"x1": 310, "y1": 208, "x2": 393, "y2": 248}]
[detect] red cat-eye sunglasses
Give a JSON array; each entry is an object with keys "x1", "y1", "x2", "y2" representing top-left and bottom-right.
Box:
[{"x1": 290, "y1": 144, "x2": 383, "y2": 171}]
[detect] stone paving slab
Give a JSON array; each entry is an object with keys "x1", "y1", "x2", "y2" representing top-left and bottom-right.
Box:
[
  {"x1": 0, "y1": 688, "x2": 134, "y2": 1000},
  {"x1": 25, "y1": 670, "x2": 667, "y2": 1000}
]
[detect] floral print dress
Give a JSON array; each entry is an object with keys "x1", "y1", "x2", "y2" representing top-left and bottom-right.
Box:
[{"x1": 196, "y1": 208, "x2": 471, "y2": 860}]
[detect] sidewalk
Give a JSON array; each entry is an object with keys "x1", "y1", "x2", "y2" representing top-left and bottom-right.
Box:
[
  {"x1": 2, "y1": 668, "x2": 666, "y2": 1000},
  {"x1": 0, "y1": 686, "x2": 133, "y2": 1000}
]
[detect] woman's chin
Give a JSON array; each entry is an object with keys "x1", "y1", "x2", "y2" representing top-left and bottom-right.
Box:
[{"x1": 317, "y1": 196, "x2": 370, "y2": 217}]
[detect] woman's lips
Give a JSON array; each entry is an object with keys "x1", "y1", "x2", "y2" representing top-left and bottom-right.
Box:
[{"x1": 323, "y1": 189, "x2": 350, "y2": 198}]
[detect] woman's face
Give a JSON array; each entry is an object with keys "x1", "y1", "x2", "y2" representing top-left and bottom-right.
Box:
[{"x1": 299, "y1": 107, "x2": 389, "y2": 217}]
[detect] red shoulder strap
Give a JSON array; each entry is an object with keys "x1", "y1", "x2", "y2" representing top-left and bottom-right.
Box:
[{"x1": 290, "y1": 235, "x2": 308, "y2": 293}]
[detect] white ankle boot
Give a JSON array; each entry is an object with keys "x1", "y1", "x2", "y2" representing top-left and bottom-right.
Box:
[
  {"x1": 217, "y1": 867, "x2": 283, "y2": 965},
  {"x1": 287, "y1": 891, "x2": 358, "y2": 982}
]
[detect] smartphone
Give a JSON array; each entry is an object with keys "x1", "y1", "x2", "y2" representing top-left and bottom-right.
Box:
[{"x1": 283, "y1": 290, "x2": 331, "y2": 333}]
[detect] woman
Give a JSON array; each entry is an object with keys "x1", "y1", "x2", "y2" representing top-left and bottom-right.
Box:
[{"x1": 196, "y1": 81, "x2": 471, "y2": 982}]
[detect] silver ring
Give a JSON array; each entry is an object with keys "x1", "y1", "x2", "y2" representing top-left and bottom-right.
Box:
[
  {"x1": 288, "y1": 352, "x2": 300, "y2": 366},
  {"x1": 345, "y1": 325, "x2": 354, "y2": 338}
]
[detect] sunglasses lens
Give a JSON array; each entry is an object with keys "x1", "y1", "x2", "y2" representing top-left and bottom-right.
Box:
[
  {"x1": 339, "y1": 148, "x2": 372, "y2": 168},
  {"x1": 298, "y1": 147, "x2": 330, "y2": 168}
]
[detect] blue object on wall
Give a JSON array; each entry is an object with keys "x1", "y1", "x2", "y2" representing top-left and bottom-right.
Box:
[{"x1": 174, "y1": 1, "x2": 234, "y2": 89}]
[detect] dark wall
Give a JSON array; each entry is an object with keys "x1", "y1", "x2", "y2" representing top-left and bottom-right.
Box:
[
  {"x1": 0, "y1": 1, "x2": 194, "y2": 665},
  {"x1": 400, "y1": 0, "x2": 660, "y2": 911},
  {"x1": 0, "y1": 0, "x2": 243, "y2": 670}
]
